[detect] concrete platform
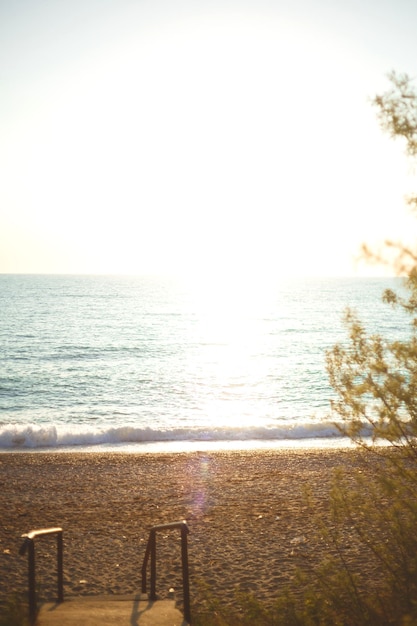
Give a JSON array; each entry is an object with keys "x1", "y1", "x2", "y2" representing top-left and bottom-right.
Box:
[{"x1": 37, "y1": 594, "x2": 189, "y2": 626}]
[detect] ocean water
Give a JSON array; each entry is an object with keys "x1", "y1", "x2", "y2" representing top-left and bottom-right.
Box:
[{"x1": 0, "y1": 274, "x2": 408, "y2": 452}]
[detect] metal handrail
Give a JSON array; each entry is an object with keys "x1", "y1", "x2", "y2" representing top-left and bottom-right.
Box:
[
  {"x1": 141, "y1": 520, "x2": 191, "y2": 624},
  {"x1": 19, "y1": 527, "x2": 63, "y2": 625}
]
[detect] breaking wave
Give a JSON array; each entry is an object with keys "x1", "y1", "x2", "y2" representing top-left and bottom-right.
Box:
[{"x1": 0, "y1": 420, "x2": 362, "y2": 450}]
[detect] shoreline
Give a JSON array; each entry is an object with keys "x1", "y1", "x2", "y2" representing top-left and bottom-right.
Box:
[
  {"x1": 0, "y1": 435, "x2": 355, "y2": 455},
  {"x1": 0, "y1": 447, "x2": 378, "y2": 611}
]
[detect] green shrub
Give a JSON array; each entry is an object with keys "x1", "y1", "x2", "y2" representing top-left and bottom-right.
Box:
[
  {"x1": 0, "y1": 595, "x2": 30, "y2": 626},
  {"x1": 193, "y1": 72, "x2": 417, "y2": 626}
]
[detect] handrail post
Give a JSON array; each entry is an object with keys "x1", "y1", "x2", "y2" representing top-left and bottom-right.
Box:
[
  {"x1": 150, "y1": 529, "x2": 157, "y2": 601},
  {"x1": 141, "y1": 541, "x2": 150, "y2": 594},
  {"x1": 57, "y1": 531, "x2": 64, "y2": 603},
  {"x1": 181, "y1": 524, "x2": 191, "y2": 625},
  {"x1": 19, "y1": 527, "x2": 63, "y2": 625},
  {"x1": 141, "y1": 521, "x2": 191, "y2": 624},
  {"x1": 27, "y1": 539, "x2": 36, "y2": 626}
]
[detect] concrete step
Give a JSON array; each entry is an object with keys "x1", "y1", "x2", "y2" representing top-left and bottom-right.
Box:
[{"x1": 37, "y1": 594, "x2": 189, "y2": 626}]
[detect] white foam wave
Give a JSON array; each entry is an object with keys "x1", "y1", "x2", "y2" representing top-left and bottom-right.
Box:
[{"x1": 0, "y1": 420, "x2": 356, "y2": 450}]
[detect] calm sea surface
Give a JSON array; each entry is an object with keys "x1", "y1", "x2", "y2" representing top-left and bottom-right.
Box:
[{"x1": 0, "y1": 274, "x2": 408, "y2": 452}]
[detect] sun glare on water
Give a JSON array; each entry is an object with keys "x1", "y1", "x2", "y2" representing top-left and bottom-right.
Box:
[{"x1": 180, "y1": 269, "x2": 281, "y2": 431}]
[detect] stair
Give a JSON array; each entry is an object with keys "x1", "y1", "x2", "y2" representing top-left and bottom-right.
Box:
[{"x1": 36, "y1": 594, "x2": 189, "y2": 626}]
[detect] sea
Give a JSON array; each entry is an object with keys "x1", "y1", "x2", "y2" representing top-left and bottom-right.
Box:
[{"x1": 0, "y1": 274, "x2": 409, "y2": 453}]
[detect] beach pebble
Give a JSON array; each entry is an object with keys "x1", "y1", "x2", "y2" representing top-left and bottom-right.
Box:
[{"x1": 290, "y1": 535, "x2": 307, "y2": 545}]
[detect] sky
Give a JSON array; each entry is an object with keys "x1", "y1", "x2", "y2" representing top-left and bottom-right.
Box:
[{"x1": 1, "y1": 0, "x2": 417, "y2": 279}]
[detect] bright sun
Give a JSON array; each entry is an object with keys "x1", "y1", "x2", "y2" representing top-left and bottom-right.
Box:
[{"x1": 2, "y1": 7, "x2": 413, "y2": 278}]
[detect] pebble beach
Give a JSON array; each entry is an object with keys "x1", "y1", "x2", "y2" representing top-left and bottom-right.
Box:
[{"x1": 0, "y1": 448, "x2": 381, "y2": 613}]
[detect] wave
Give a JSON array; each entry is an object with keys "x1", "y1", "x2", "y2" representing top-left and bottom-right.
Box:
[{"x1": 0, "y1": 420, "x2": 361, "y2": 450}]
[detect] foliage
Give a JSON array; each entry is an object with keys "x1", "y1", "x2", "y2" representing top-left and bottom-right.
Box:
[
  {"x1": 0, "y1": 596, "x2": 30, "y2": 626},
  {"x1": 373, "y1": 71, "x2": 417, "y2": 159},
  {"x1": 321, "y1": 71, "x2": 417, "y2": 624},
  {"x1": 363, "y1": 71, "x2": 417, "y2": 273},
  {"x1": 326, "y1": 303, "x2": 417, "y2": 449},
  {"x1": 323, "y1": 71, "x2": 417, "y2": 624},
  {"x1": 193, "y1": 72, "x2": 417, "y2": 625},
  {"x1": 327, "y1": 73, "x2": 417, "y2": 451}
]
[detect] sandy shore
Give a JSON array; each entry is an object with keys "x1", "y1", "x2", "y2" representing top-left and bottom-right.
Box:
[{"x1": 0, "y1": 448, "x2": 380, "y2": 612}]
